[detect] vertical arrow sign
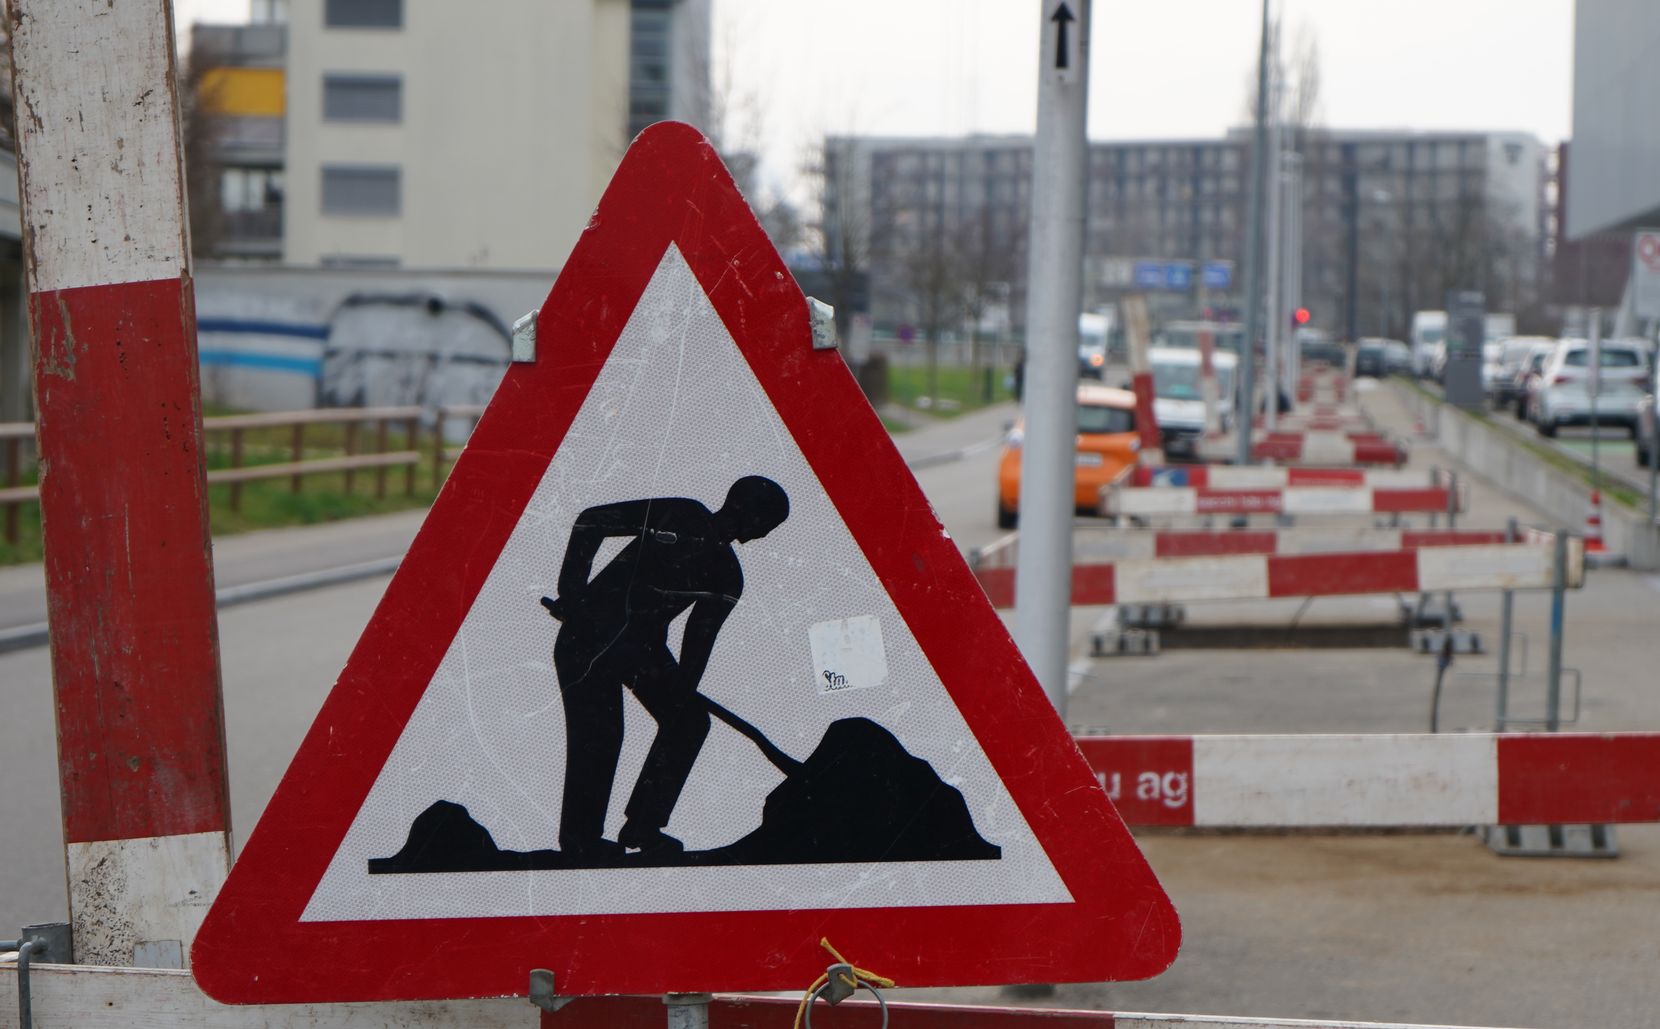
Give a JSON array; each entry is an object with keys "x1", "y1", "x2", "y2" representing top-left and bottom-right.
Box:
[{"x1": 1052, "y1": 2, "x2": 1076, "y2": 70}]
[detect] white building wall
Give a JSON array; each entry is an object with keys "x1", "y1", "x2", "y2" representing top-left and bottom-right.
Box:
[
  {"x1": 284, "y1": 0, "x2": 631, "y2": 271},
  {"x1": 1569, "y1": 0, "x2": 1660, "y2": 237}
]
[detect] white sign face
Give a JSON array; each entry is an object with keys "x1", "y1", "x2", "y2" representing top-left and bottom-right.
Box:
[
  {"x1": 1632, "y1": 230, "x2": 1660, "y2": 321},
  {"x1": 300, "y1": 245, "x2": 1069, "y2": 922}
]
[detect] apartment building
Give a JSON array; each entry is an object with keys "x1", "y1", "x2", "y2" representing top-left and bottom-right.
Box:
[{"x1": 826, "y1": 128, "x2": 1546, "y2": 341}]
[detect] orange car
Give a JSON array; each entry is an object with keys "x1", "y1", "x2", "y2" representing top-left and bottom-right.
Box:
[{"x1": 997, "y1": 383, "x2": 1140, "y2": 528}]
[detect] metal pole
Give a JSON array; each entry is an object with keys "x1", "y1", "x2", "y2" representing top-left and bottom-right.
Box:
[
  {"x1": 1237, "y1": 0, "x2": 1272, "y2": 464},
  {"x1": 664, "y1": 993, "x2": 712, "y2": 1029},
  {"x1": 1495, "y1": 516, "x2": 1517, "y2": 731},
  {"x1": 1589, "y1": 310, "x2": 1601, "y2": 497},
  {"x1": 1015, "y1": 0, "x2": 1090, "y2": 716},
  {"x1": 1282, "y1": 153, "x2": 1303, "y2": 403},
  {"x1": 1546, "y1": 530, "x2": 1567, "y2": 732},
  {"x1": 1650, "y1": 334, "x2": 1659, "y2": 524},
  {"x1": 1263, "y1": 63, "x2": 1283, "y2": 434}
]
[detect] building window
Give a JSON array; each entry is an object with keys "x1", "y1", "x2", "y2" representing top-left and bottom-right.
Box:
[
  {"x1": 627, "y1": 5, "x2": 672, "y2": 137},
  {"x1": 221, "y1": 167, "x2": 283, "y2": 212},
  {"x1": 323, "y1": 75, "x2": 402, "y2": 122},
  {"x1": 321, "y1": 165, "x2": 400, "y2": 216},
  {"x1": 325, "y1": 0, "x2": 401, "y2": 28}
]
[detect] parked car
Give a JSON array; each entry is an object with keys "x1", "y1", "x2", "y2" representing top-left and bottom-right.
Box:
[
  {"x1": 1530, "y1": 339, "x2": 1650, "y2": 437},
  {"x1": 1639, "y1": 394, "x2": 1655, "y2": 467},
  {"x1": 1299, "y1": 339, "x2": 1348, "y2": 370},
  {"x1": 997, "y1": 383, "x2": 1139, "y2": 528},
  {"x1": 1148, "y1": 346, "x2": 1237, "y2": 461},
  {"x1": 1354, "y1": 338, "x2": 1391, "y2": 377},
  {"x1": 1383, "y1": 340, "x2": 1413, "y2": 376},
  {"x1": 1514, "y1": 340, "x2": 1558, "y2": 418},
  {"x1": 1428, "y1": 341, "x2": 1449, "y2": 383},
  {"x1": 1478, "y1": 340, "x2": 1508, "y2": 401},
  {"x1": 1491, "y1": 337, "x2": 1552, "y2": 409}
]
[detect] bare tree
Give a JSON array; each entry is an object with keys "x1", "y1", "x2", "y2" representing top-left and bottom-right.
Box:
[
  {"x1": 803, "y1": 136, "x2": 870, "y2": 349},
  {"x1": 958, "y1": 204, "x2": 1019, "y2": 384},
  {"x1": 898, "y1": 212, "x2": 967, "y2": 406}
]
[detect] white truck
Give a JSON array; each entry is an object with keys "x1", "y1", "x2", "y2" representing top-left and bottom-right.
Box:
[{"x1": 1410, "y1": 310, "x2": 1446, "y2": 379}]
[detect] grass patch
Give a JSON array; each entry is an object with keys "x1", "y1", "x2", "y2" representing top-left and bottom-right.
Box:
[{"x1": 886, "y1": 363, "x2": 1014, "y2": 417}]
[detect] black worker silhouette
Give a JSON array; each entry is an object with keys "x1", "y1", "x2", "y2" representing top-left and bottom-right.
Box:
[
  {"x1": 369, "y1": 475, "x2": 1001, "y2": 874},
  {"x1": 546, "y1": 475, "x2": 790, "y2": 860}
]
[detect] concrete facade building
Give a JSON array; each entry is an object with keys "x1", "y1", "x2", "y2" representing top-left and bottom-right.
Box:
[
  {"x1": 825, "y1": 128, "x2": 1546, "y2": 342},
  {"x1": 279, "y1": 0, "x2": 709, "y2": 271},
  {"x1": 1568, "y1": 0, "x2": 1660, "y2": 238}
]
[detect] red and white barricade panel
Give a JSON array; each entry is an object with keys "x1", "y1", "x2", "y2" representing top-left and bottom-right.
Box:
[
  {"x1": 1073, "y1": 528, "x2": 1511, "y2": 561},
  {"x1": 0, "y1": 967, "x2": 1552, "y2": 1029},
  {"x1": 974, "y1": 538, "x2": 1582, "y2": 608},
  {"x1": 1197, "y1": 433, "x2": 1404, "y2": 466},
  {"x1": 1263, "y1": 416, "x2": 1376, "y2": 432},
  {"x1": 1131, "y1": 465, "x2": 1426, "y2": 490},
  {"x1": 1075, "y1": 733, "x2": 1660, "y2": 828},
  {"x1": 1102, "y1": 483, "x2": 1467, "y2": 517}
]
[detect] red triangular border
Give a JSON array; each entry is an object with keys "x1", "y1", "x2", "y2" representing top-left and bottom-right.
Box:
[{"x1": 191, "y1": 122, "x2": 1179, "y2": 1003}]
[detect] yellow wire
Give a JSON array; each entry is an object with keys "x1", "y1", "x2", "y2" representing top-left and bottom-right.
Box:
[{"x1": 792, "y1": 937, "x2": 897, "y2": 1029}]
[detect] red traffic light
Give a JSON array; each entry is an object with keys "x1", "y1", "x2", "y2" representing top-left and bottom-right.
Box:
[{"x1": 1291, "y1": 307, "x2": 1311, "y2": 327}]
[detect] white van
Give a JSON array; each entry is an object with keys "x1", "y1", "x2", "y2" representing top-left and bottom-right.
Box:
[{"x1": 1410, "y1": 311, "x2": 1446, "y2": 379}]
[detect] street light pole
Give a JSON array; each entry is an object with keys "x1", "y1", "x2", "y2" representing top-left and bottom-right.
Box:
[
  {"x1": 1237, "y1": 0, "x2": 1272, "y2": 465},
  {"x1": 1015, "y1": 0, "x2": 1090, "y2": 716}
]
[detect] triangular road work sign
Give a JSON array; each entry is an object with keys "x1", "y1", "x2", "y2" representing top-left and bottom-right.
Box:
[{"x1": 192, "y1": 122, "x2": 1179, "y2": 1004}]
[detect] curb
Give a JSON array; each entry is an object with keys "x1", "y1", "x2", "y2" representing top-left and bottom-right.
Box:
[{"x1": 0, "y1": 556, "x2": 404, "y2": 655}]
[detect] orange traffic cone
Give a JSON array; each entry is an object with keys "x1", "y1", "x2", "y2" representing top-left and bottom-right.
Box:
[{"x1": 1585, "y1": 490, "x2": 1606, "y2": 553}]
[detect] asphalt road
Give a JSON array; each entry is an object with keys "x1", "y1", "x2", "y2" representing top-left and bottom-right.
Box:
[{"x1": 4, "y1": 393, "x2": 1660, "y2": 1027}]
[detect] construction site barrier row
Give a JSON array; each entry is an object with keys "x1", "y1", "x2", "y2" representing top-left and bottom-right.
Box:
[
  {"x1": 1130, "y1": 465, "x2": 1428, "y2": 489},
  {"x1": 1101, "y1": 484, "x2": 1466, "y2": 517},
  {"x1": 973, "y1": 537, "x2": 1583, "y2": 608}
]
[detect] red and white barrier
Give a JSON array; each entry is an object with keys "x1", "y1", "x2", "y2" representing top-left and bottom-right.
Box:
[
  {"x1": 1075, "y1": 733, "x2": 1660, "y2": 828},
  {"x1": 1071, "y1": 528, "x2": 1511, "y2": 561},
  {"x1": 1197, "y1": 433, "x2": 1404, "y2": 466},
  {"x1": 1262, "y1": 416, "x2": 1375, "y2": 432},
  {"x1": 1130, "y1": 465, "x2": 1427, "y2": 489},
  {"x1": 1102, "y1": 484, "x2": 1465, "y2": 517},
  {"x1": 11, "y1": 0, "x2": 231, "y2": 966},
  {"x1": 0, "y1": 966, "x2": 1549, "y2": 1029},
  {"x1": 974, "y1": 538, "x2": 1583, "y2": 608}
]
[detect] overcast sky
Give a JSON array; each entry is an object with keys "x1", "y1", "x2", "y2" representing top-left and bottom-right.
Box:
[{"x1": 177, "y1": 0, "x2": 1575, "y2": 202}]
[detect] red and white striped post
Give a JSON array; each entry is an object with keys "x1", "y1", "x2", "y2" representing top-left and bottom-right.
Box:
[
  {"x1": 1122, "y1": 296, "x2": 1163, "y2": 462},
  {"x1": 10, "y1": 0, "x2": 231, "y2": 966},
  {"x1": 1197, "y1": 325, "x2": 1221, "y2": 436}
]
